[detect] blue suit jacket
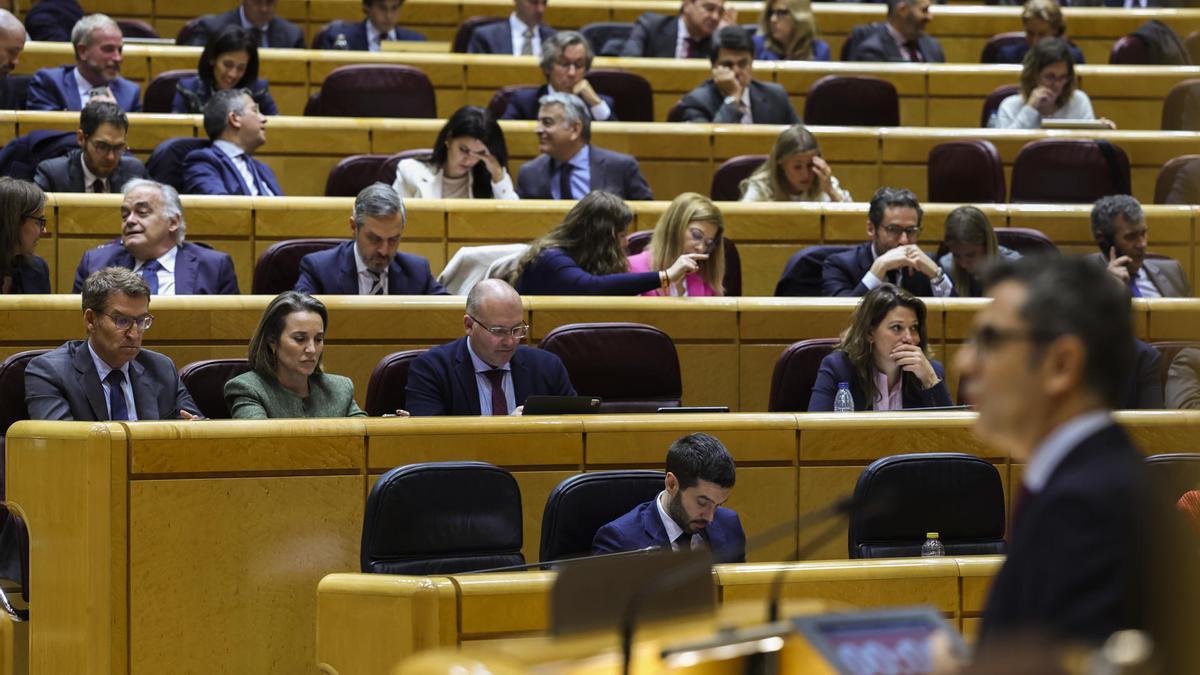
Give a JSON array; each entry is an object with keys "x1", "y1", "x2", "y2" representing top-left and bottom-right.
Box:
[
  {"x1": 821, "y1": 242, "x2": 936, "y2": 297},
  {"x1": 592, "y1": 499, "x2": 747, "y2": 564},
  {"x1": 294, "y1": 240, "x2": 447, "y2": 295},
  {"x1": 72, "y1": 240, "x2": 240, "y2": 295},
  {"x1": 25, "y1": 66, "x2": 142, "y2": 112},
  {"x1": 171, "y1": 76, "x2": 279, "y2": 115},
  {"x1": 514, "y1": 247, "x2": 660, "y2": 296},
  {"x1": 752, "y1": 34, "x2": 832, "y2": 61},
  {"x1": 467, "y1": 20, "x2": 556, "y2": 54},
  {"x1": 313, "y1": 19, "x2": 426, "y2": 49},
  {"x1": 808, "y1": 350, "x2": 952, "y2": 412},
  {"x1": 501, "y1": 84, "x2": 617, "y2": 121},
  {"x1": 516, "y1": 145, "x2": 653, "y2": 201},
  {"x1": 182, "y1": 146, "x2": 283, "y2": 197},
  {"x1": 4, "y1": 256, "x2": 51, "y2": 294},
  {"x1": 23, "y1": 0, "x2": 83, "y2": 43},
  {"x1": 406, "y1": 337, "x2": 576, "y2": 416},
  {"x1": 994, "y1": 41, "x2": 1085, "y2": 65}
]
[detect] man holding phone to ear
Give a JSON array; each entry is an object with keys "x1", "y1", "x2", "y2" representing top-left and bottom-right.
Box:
[{"x1": 1089, "y1": 195, "x2": 1190, "y2": 298}]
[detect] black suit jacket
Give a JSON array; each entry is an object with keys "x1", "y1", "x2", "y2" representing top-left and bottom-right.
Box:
[
  {"x1": 620, "y1": 12, "x2": 712, "y2": 58},
  {"x1": 467, "y1": 20, "x2": 556, "y2": 54},
  {"x1": 500, "y1": 84, "x2": 617, "y2": 121},
  {"x1": 186, "y1": 9, "x2": 306, "y2": 49},
  {"x1": 23, "y1": 0, "x2": 83, "y2": 42},
  {"x1": 676, "y1": 80, "x2": 800, "y2": 124},
  {"x1": 4, "y1": 256, "x2": 51, "y2": 294},
  {"x1": 516, "y1": 145, "x2": 653, "y2": 200},
  {"x1": 293, "y1": 240, "x2": 447, "y2": 295},
  {"x1": 847, "y1": 24, "x2": 945, "y2": 63},
  {"x1": 312, "y1": 19, "x2": 426, "y2": 49},
  {"x1": 0, "y1": 76, "x2": 29, "y2": 111},
  {"x1": 34, "y1": 149, "x2": 148, "y2": 193},
  {"x1": 821, "y1": 242, "x2": 936, "y2": 297}
]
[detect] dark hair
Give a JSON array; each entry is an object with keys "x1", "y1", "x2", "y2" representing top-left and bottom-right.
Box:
[
  {"x1": 510, "y1": 191, "x2": 633, "y2": 284},
  {"x1": 886, "y1": 0, "x2": 920, "y2": 19},
  {"x1": 426, "y1": 106, "x2": 509, "y2": 199},
  {"x1": 197, "y1": 26, "x2": 261, "y2": 92},
  {"x1": 0, "y1": 177, "x2": 46, "y2": 278},
  {"x1": 867, "y1": 187, "x2": 923, "y2": 228},
  {"x1": 80, "y1": 100, "x2": 128, "y2": 137},
  {"x1": 838, "y1": 283, "x2": 930, "y2": 407},
  {"x1": 1091, "y1": 194, "x2": 1143, "y2": 243},
  {"x1": 1020, "y1": 37, "x2": 1076, "y2": 109},
  {"x1": 982, "y1": 256, "x2": 1131, "y2": 409},
  {"x1": 246, "y1": 291, "x2": 330, "y2": 377},
  {"x1": 943, "y1": 206, "x2": 998, "y2": 298},
  {"x1": 666, "y1": 432, "x2": 736, "y2": 489},
  {"x1": 202, "y1": 88, "x2": 252, "y2": 141},
  {"x1": 709, "y1": 25, "x2": 754, "y2": 64},
  {"x1": 81, "y1": 266, "x2": 150, "y2": 315},
  {"x1": 1132, "y1": 20, "x2": 1190, "y2": 66}
]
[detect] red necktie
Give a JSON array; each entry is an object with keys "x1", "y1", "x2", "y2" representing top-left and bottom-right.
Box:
[{"x1": 483, "y1": 369, "x2": 508, "y2": 416}]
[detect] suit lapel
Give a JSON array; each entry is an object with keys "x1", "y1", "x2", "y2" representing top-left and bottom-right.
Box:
[
  {"x1": 386, "y1": 254, "x2": 406, "y2": 295},
  {"x1": 453, "y1": 338, "x2": 482, "y2": 414},
  {"x1": 509, "y1": 348, "x2": 530, "y2": 407},
  {"x1": 747, "y1": 82, "x2": 770, "y2": 123},
  {"x1": 640, "y1": 497, "x2": 670, "y2": 547},
  {"x1": 499, "y1": 23, "x2": 513, "y2": 54},
  {"x1": 63, "y1": 67, "x2": 82, "y2": 110},
  {"x1": 335, "y1": 243, "x2": 359, "y2": 294},
  {"x1": 216, "y1": 150, "x2": 252, "y2": 195},
  {"x1": 1143, "y1": 262, "x2": 1175, "y2": 297},
  {"x1": 128, "y1": 356, "x2": 162, "y2": 420},
  {"x1": 662, "y1": 18, "x2": 679, "y2": 57},
  {"x1": 67, "y1": 151, "x2": 85, "y2": 192},
  {"x1": 72, "y1": 341, "x2": 109, "y2": 420},
  {"x1": 588, "y1": 147, "x2": 605, "y2": 192},
  {"x1": 174, "y1": 244, "x2": 196, "y2": 294}
]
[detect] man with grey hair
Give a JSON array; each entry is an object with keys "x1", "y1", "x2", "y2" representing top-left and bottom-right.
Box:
[
  {"x1": 0, "y1": 9, "x2": 26, "y2": 110},
  {"x1": 846, "y1": 0, "x2": 944, "y2": 63},
  {"x1": 72, "y1": 179, "x2": 239, "y2": 294},
  {"x1": 467, "y1": 0, "x2": 556, "y2": 55},
  {"x1": 26, "y1": 13, "x2": 142, "y2": 111},
  {"x1": 1089, "y1": 194, "x2": 1190, "y2": 298},
  {"x1": 295, "y1": 182, "x2": 446, "y2": 295},
  {"x1": 516, "y1": 92, "x2": 652, "y2": 200},
  {"x1": 499, "y1": 31, "x2": 616, "y2": 121},
  {"x1": 183, "y1": 88, "x2": 281, "y2": 196}
]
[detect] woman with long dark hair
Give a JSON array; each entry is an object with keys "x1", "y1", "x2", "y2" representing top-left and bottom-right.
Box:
[
  {"x1": 393, "y1": 105, "x2": 517, "y2": 199},
  {"x1": 0, "y1": 177, "x2": 50, "y2": 294},
  {"x1": 172, "y1": 25, "x2": 279, "y2": 115}
]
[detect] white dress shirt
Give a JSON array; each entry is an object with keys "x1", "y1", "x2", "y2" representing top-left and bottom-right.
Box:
[
  {"x1": 465, "y1": 338, "x2": 515, "y2": 415},
  {"x1": 80, "y1": 153, "x2": 109, "y2": 193},
  {"x1": 353, "y1": 241, "x2": 387, "y2": 295},
  {"x1": 655, "y1": 490, "x2": 702, "y2": 550},
  {"x1": 547, "y1": 84, "x2": 613, "y2": 121},
  {"x1": 862, "y1": 243, "x2": 954, "y2": 297},
  {"x1": 509, "y1": 13, "x2": 542, "y2": 56},
  {"x1": 365, "y1": 20, "x2": 396, "y2": 52},
  {"x1": 213, "y1": 139, "x2": 271, "y2": 196},
  {"x1": 1022, "y1": 410, "x2": 1112, "y2": 493},
  {"x1": 73, "y1": 67, "x2": 107, "y2": 106},
  {"x1": 132, "y1": 245, "x2": 178, "y2": 296},
  {"x1": 87, "y1": 340, "x2": 138, "y2": 421},
  {"x1": 674, "y1": 16, "x2": 700, "y2": 59},
  {"x1": 1134, "y1": 267, "x2": 1162, "y2": 299}
]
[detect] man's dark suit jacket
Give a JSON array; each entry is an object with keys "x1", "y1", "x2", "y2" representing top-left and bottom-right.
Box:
[
  {"x1": 980, "y1": 421, "x2": 1149, "y2": 646},
  {"x1": 23, "y1": 0, "x2": 83, "y2": 42},
  {"x1": 405, "y1": 337, "x2": 576, "y2": 416},
  {"x1": 34, "y1": 149, "x2": 148, "y2": 193},
  {"x1": 24, "y1": 340, "x2": 199, "y2": 421},
  {"x1": 293, "y1": 240, "x2": 448, "y2": 295},
  {"x1": 182, "y1": 146, "x2": 283, "y2": 197},
  {"x1": 500, "y1": 84, "x2": 617, "y2": 121},
  {"x1": 1123, "y1": 339, "x2": 1163, "y2": 410},
  {"x1": 312, "y1": 19, "x2": 427, "y2": 49},
  {"x1": 808, "y1": 350, "x2": 952, "y2": 411},
  {"x1": 72, "y1": 241, "x2": 240, "y2": 295},
  {"x1": 4, "y1": 256, "x2": 51, "y2": 294},
  {"x1": 516, "y1": 145, "x2": 654, "y2": 200},
  {"x1": 592, "y1": 498, "x2": 747, "y2": 563},
  {"x1": 821, "y1": 242, "x2": 936, "y2": 297},
  {"x1": 184, "y1": 9, "x2": 306, "y2": 49},
  {"x1": 466, "y1": 20, "x2": 556, "y2": 54},
  {"x1": 25, "y1": 66, "x2": 142, "y2": 112},
  {"x1": 1165, "y1": 159, "x2": 1200, "y2": 205},
  {"x1": 846, "y1": 24, "x2": 946, "y2": 63},
  {"x1": 676, "y1": 79, "x2": 800, "y2": 124},
  {"x1": 994, "y1": 41, "x2": 1085, "y2": 65},
  {"x1": 619, "y1": 12, "x2": 711, "y2": 58},
  {"x1": 0, "y1": 75, "x2": 29, "y2": 110}
]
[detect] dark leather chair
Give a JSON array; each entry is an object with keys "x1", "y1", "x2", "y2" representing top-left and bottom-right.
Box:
[
  {"x1": 710, "y1": 155, "x2": 766, "y2": 201},
  {"x1": 177, "y1": 359, "x2": 252, "y2": 420},
  {"x1": 981, "y1": 84, "x2": 1019, "y2": 127},
  {"x1": 589, "y1": 69, "x2": 654, "y2": 122},
  {"x1": 142, "y1": 69, "x2": 195, "y2": 113},
  {"x1": 325, "y1": 154, "x2": 390, "y2": 197},
  {"x1": 840, "y1": 22, "x2": 883, "y2": 61},
  {"x1": 488, "y1": 84, "x2": 538, "y2": 119},
  {"x1": 306, "y1": 65, "x2": 436, "y2": 118},
  {"x1": 117, "y1": 19, "x2": 159, "y2": 39},
  {"x1": 580, "y1": 22, "x2": 633, "y2": 56},
  {"x1": 1187, "y1": 30, "x2": 1200, "y2": 64},
  {"x1": 377, "y1": 149, "x2": 433, "y2": 185},
  {"x1": 1144, "y1": 453, "x2": 1200, "y2": 513},
  {"x1": 804, "y1": 76, "x2": 899, "y2": 127},
  {"x1": 0, "y1": 508, "x2": 29, "y2": 617},
  {"x1": 1009, "y1": 139, "x2": 1130, "y2": 204},
  {"x1": 364, "y1": 350, "x2": 427, "y2": 416},
  {"x1": 849, "y1": 453, "x2": 1007, "y2": 559},
  {"x1": 452, "y1": 16, "x2": 506, "y2": 53},
  {"x1": 1156, "y1": 155, "x2": 1200, "y2": 204},
  {"x1": 626, "y1": 231, "x2": 742, "y2": 297},
  {"x1": 251, "y1": 239, "x2": 343, "y2": 294},
  {"x1": 1161, "y1": 79, "x2": 1200, "y2": 131},
  {"x1": 361, "y1": 461, "x2": 524, "y2": 574},
  {"x1": 774, "y1": 245, "x2": 852, "y2": 297},
  {"x1": 996, "y1": 227, "x2": 1058, "y2": 256},
  {"x1": 146, "y1": 137, "x2": 209, "y2": 192},
  {"x1": 767, "y1": 338, "x2": 839, "y2": 412},
  {"x1": 1150, "y1": 341, "x2": 1200, "y2": 392},
  {"x1": 927, "y1": 140, "x2": 1006, "y2": 203},
  {"x1": 539, "y1": 470, "x2": 665, "y2": 562},
  {"x1": 0, "y1": 349, "x2": 48, "y2": 501},
  {"x1": 980, "y1": 31, "x2": 1025, "y2": 63},
  {"x1": 175, "y1": 18, "x2": 202, "y2": 45},
  {"x1": 538, "y1": 323, "x2": 682, "y2": 413},
  {"x1": 1110, "y1": 34, "x2": 1150, "y2": 65}
]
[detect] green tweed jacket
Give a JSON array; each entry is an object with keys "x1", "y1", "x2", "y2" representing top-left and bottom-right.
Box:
[{"x1": 224, "y1": 369, "x2": 367, "y2": 419}]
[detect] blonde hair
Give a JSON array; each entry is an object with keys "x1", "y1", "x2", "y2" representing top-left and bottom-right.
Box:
[
  {"x1": 646, "y1": 193, "x2": 726, "y2": 295},
  {"x1": 758, "y1": 0, "x2": 819, "y2": 60},
  {"x1": 942, "y1": 206, "x2": 998, "y2": 298},
  {"x1": 510, "y1": 191, "x2": 633, "y2": 284},
  {"x1": 1022, "y1": 0, "x2": 1065, "y2": 36},
  {"x1": 739, "y1": 124, "x2": 822, "y2": 201}
]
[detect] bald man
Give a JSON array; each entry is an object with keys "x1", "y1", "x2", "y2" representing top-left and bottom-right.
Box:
[
  {"x1": 405, "y1": 279, "x2": 576, "y2": 416},
  {"x1": 0, "y1": 9, "x2": 26, "y2": 109}
]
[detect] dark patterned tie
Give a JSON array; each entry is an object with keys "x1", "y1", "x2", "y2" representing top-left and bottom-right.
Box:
[
  {"x1": 91, "y1": 178, "x2": 105, "y2": 194},
  {"x1": 557, "y1": 162, "x2": 573, "y2": 200},
  {"x1": 904, "y1": 41, "x2": 924, "y2": 63},
  {"x1": 482, "y1": 368, "x2": 508, "y2": 416},
  {"x1": 140, "y1": 259, "x2": 160, "y2": 295},
  {"x1": 685, "y1": 37, "x2": 701, "y2": 58},
  {"x1": 251, "y1": 26, "x2": 265, "y2": 48},
  {"x1": 105, "y1": 369, "x2": 129, "y2": 421},
  {"x1": 367, "y1": 269, "x2": 385, "y2": 295}
]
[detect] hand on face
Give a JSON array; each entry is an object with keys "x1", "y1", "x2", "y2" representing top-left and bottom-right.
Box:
[
  {"x1": 571, "y1": 78, "x2": 601, "y2": 106},
  {"x1": 889, "y1": 343, "x2": 939, "y2": 388},
  {"x1": 666, "y1": 252, "x2": 709, "y2": 284},
  {"x1": 1106, "y1": 245, "x2": 1133, "y2": 284},
  {"x1": 1028, "y1": 85, "x2": 1058, "y2": 116},
  {"x1": 712, "y1": 64, "x2": 741, "y2": 98}
]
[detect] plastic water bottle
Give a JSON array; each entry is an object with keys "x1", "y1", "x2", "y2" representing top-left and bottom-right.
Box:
[
  {"x1": 921, "y1": 532, "x2": 945, "y2": 557},
  {"x1": 333, "y1": 33, "x2": 350, "y2": 50},
  {"x1": 833, "y1": 382, "x2": 854, "y2": 413}
]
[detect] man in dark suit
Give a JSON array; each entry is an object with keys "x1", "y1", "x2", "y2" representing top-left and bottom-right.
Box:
[
  {"x1": 517, "y1": 92, "x2": 653, "y2": 200},
  {"x1": 0, "y1": 10, "x2": 25, "y2": 110},
  {"x1": 467, "y1": 0, "x2": 556, "y2": 56},
  {"x1": 822, "y1": 187, "x2": 952, "y2": 297},
  {"x1": 500, "y1": 31, "x2": 616, "y2": 121},
  {"x1": 1165, "y1": 157, "x2": 1200, "y2": 205},
  {"x1": 25, "y1": 266, "x2": 200, "y2": 421},
  {"x1": 183, "y1": 88, "x2": 282, "y2": 197},
  {"x1": 312, "y1": 0, "x2": 426, "y2": 50},
  {"x1": 406, "y1": 279, "x2": 576, "y2": 416},
  {"x1": 593, "y1": 432, "x2": 746, "y2": 564},
  {"x1": 34, "y1": 101, "x2": 147, "y2": 193},
  {"x1": 26, "y1": 13, "x2": 142, "y2": 112},
  {"x1": 676, "y1": 26, "x2": 799, "y2": 125},
  {"x1": 1090, "y1": 195, "x2": 1191, "y2": 298},
  {"x1": 72, "y1": 179, "x2": 240, "y2": 295},
  {"x1": 846, "y1": 0, "x2": 945, "y2": 63},
  {"x1": 295, "y1": 183, "x2": 447, "y2": 295},
  {"x1": 21, "y1": 0, "x2": 81, "y2": 43},
  {"x1": 184, "y1": 0, "x2": 306, "y2": 49},
  {"x1": 620, "y1": 0, "x2": 729, "y2": 58}
]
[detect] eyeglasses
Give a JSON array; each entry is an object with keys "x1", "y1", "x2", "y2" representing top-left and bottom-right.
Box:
[
  {"x1": 767, "y1": 9, "x2": 791, "y2": 19},
  {"x1": 88, "y1": 138, "x2": 127, "y2": 156},
  {"x1": 103, "y1": 311, "x2": 154, "y2": 331},
  {"x1": 687, "y1": 226, "x2": 717, "y2": 252},
  {"x1": 1039, "y1": 72, "x2": 1071, "y2": 85},
  {"x1": 468, "y1": 314, "x2": 529, "y2": 339},
  {"x1": 554, "y1": 59, "x2": 587, "y2": 72},
  {"x1": 24, "y1": 214, "x2": 47, "y2": 232},
  {"x1": 964, "y1": 325, "x2": 1044, "y2": 353},
  {"x1": 880, "y1": 225, "x2": 922, "y2": 238}
]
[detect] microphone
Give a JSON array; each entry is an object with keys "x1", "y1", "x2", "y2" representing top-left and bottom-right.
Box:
[{"x1": 459, "y1": 545, "x2": 663, "y2": 574}]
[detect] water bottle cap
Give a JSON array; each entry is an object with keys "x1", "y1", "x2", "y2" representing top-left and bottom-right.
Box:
[
  {"x1": 837, "y1": 382, "x2": 849, "y2": 389},
  {"x1": 926, "y1": 532, "x2": 939, "y2": 539}
]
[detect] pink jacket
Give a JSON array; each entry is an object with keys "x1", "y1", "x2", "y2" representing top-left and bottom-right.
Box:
[{"x1": 626, "y1": 250, "x2": 717, "y2": 297}]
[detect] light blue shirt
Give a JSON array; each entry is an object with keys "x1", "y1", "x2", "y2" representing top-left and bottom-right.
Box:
[
  {"x1": 465, "y1": 338, "x2": 515, "y2": 415},
  {"x1": 87, "y1": 340, "x2": 138, "y2": 421},
  {"x1": 131, "y1": 245, "x2": 179, "y2": 296},
  {"x1": 214, "y1": 140, "x2": 273, "y2": 196},
  {"x1": 508, "y1": 13, "x2": 542, "y2": 56},
  {"x1": 550, "y1": 144, "x2": 590, "y2": 200},
  {"x1": 1022, "y1": 410, "x2": 1112, "y2": 493}
]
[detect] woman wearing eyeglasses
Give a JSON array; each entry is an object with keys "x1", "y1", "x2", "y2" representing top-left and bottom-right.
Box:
[
  {"x1": 989, "y1": 37, "x2": 1112, "y2": 130},
  {"x1": 754, "y1": 0, "x2": 830, "y2": 61},
  {"x1": 0, "y1": 177, "x2": 51, "y2": 295},
  {"x1": 808, "y1": 283, "x2": 951, "y2": 412},
  {"x1": 225, "y1": 291, "x2": 368, "y2": 419},
  {"x1": 627, "y1": 193, "x2": 725, "y2": 297}
]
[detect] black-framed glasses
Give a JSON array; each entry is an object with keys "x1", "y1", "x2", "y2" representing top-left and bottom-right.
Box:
[
  {"x1": 468, "y1": 314, "x2": 529, "y2": 339},
  {"x1": 24, "y1": 214, "x2": 47, "y2": 232},
  {"x1": 87, "y1": 138, "x2": 127, "y2": 156},
  {"x1": 964, "y1": 325, "x2": 1045, "y2": 353},
  {"x1": 103, "y1": 311, "x2": 154, "y2": 331},
  {"x1": 881, "y1": 225, "x2": 922, "y2": 238}
]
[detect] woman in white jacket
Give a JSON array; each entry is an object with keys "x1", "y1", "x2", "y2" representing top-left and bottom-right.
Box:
[
  {"x1": 393, "y1": 106, "x2": 519, "y2": 199},
  {"x1": 989, "y1": 37, "x2": 1113, "y2": 130}
]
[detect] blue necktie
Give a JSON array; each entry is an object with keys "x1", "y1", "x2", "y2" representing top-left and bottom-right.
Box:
[
  {"x1": 1129, "y1": 276, "x2": 1142, "y2": 297},
  {"x1": 105, "y1": 369, "x2": 129, "y2": 421},
  {"x1": 557, "y1": 162, "x2": 573, "y2": 200},
  {"x1": 140, "y1": 259, "x2": 160, "y2": 294}
]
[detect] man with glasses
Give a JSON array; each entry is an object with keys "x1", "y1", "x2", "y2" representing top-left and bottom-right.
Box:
[
  {"x1": 821, "y1": 186, "x2": 952, "y2": 297},
  {"x1": 499, "y1": 31, "x2": 616, "y2": 122},
  {"x1": 675, "y1": 26, "x2": 798, "y2": 124},
  {"x1": 406, "y1": 278, "x2": 575, "y2": 416},
  {"x1": 34, "y1": 101, "x2": 146, "y2": 194},
  {"x1": 620, "y1": 0, "x2": 733, "y2": 58},
  {"x1": 25, "y1": 266, "x2": 200, "y2": 421}
]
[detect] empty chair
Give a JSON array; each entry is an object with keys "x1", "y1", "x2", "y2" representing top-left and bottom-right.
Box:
[
  {"x1": 995, "y1": 227, "x2": 1058, "y2": 256},
  {"x1": 364, "y1": 350, "x2": 427, "y2": 416},
  {"x1": 146, "y1": 137, "x2": 209, "y2": 192},
  {"x1": 980, "y1": 31, "x2": 1026, "y2": 63},
  {"x1": 377, "y1": 149, "x2": 433, "y2": 185},
  {"x1": 710, "y1": 155, "x2": 766, "y2": 201},
  {"x1": 804, "y1": 76, "x2": 899, "y2": 127},
  {"x1": 767, "y1": 338, "x2": 839, "y2": 412},
  {"x1": 488, "y1": 84, "x2": 538, "y2": 119},
  {"x1": 626, "y1": 231, "x2": 743, "y2": 297},
  {"x1": 1156, "y1": 155, "x2": 1200, "y2": 204},
  {"x1": 1110, "y1": 34, "x2": 1150, "y2": 65},
  {"x1": 1161, "y1": 79, "x2": 1200, "y2": 131},
  {"x1": 1010, "y1": 139, "x2": 1130, "y2": 204},
  {"x1": 774, "y1": 245, "x2": 852, "y2": 297},
  {"x1": 849, "y1": 453, "x2": 1007, "y2": 559},
  {"x1": 927, "y1": 140, "x2": 1006, "y2": 203},
  {"x1": 453, "y1": 16, "x2": 505, "y2": 53},
  {"x1": 0, "y1": 508, "x2": 29, "y2": 619},
  {"x1": 306, "y1": 65, "x2": 436, "y2": 118},
  {"x1": 361, "y1": 461, "x2": 524, "y2": 574},
  {"x1": 117, "y1": 19, "x2": 159, "y2": 39},
  {"x1": 537, "y1": 323, "x2": 681, "y2": 413},
  {"x1": 579, "y1": 22, "x2": 633, "y2": 57},
  {"x1": 325, "y1": 154, "x2": 390, "y2": 197},
  {"x1": 539, "y1": 470, "x2": 665, "y2": 562},
  {"x1": 142, "y1": 69, "x2": 194, "y2": 113},
  {"x1": 588, "y1": 70, "x2": 653, "y2": 122},
  {"x1": 981, "y1": 84, "x2": 1020, "y2": 127},
  {"x1": 251, "y1": 239, "x2": 343, "y2": 294},
  {"x1": 1187, "y1": 31, "x2": 1200, "y2": 64},
  {"x1": 177, "y1": 359, "x2": 252, "y2": 420},
  {"x1": 174, "y1": 18, "x2": 202, "y2": 45}
]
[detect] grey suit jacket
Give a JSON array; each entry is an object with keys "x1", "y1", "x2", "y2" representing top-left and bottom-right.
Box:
[
  {"x1": 676, "y1": 79, "x2": 800, "y2": 125},
  {"x1": 516, "y1": 145, "x2": 654, "y2": 200},
  {"x1": 33, "y1": 149, "x2": 148, "y2": 193},
  {"x1": 1087, "y1": 252, "x2": 1191, "y2": 298},
  {"x1": 619, "y1": 12, "x2": 711, "y2": 58},
  {"x1": 185, "y1": 9, "x2": 306, "y2": 49},
  {"x1": 847, "y1": 27, "x2": 945, "y2": 63},
  {"x1": 24, "y1": 340, "x2": 198, "y2": 421},
  {"x1": 1166, "y1": 347, "x2": 1200, "y2": 410}
]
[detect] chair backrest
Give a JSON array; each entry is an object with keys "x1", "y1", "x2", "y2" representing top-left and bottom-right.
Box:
[
  {"x1": 980, "y1": 84, "x2": 1020, "y2": 127},
  {"x1": 377, "y1": 149, "x2": 433, "y2": 185},
  {"x1": 927, "y1": 140, "x2": 1006, "y2": 203},
  {"x1": 579, "y1": 22, "x2": 634, "y2": 56},
  {"x1": 175, "y1": 18, "x2": 202, "y2": 45},
  {"x1": 453, "y1": 16, "x2": 506, "y2": 53},
  {"x1": 0, "y1": 350, "x2": 48, "y2": 437},
  {"x1": 995, "y1": 227, "x2": 1058, "y2": 256},
  {"x1": 1161, "y1": 79, "x2": 1200, "y2": 131},
  {"x1": 588, "y1": 69, "x2": 654, "y2": 121},
  {"x1": 311, "y1": 65, "x2": 436, "y2": 118},
  {"x1": 251, "y1": 238, "x2": 343, "y2": 294},
  {"x1": 774, "y1": 245, "x2": 852, "y2": 297},
  {"x1": 710, "y1": 154, "x2": 766, "y2": 201},
  {"x1": 1156, "y1": 155, "x2": 1200, "y2": 204},
  {"x1": 324, "y1": 154, "x2": 390, "y2": 197},
  {"x1": 1010, "y1": 138, "x2": 1130, "y2": 203},
  {"x1": 1, "y1": 74, "x2": 28, "y2": 111},
  {"x1": 1144, "y1": 453, "x2": 1200, "y2": 514},
  {"x1": 1186, "y1": 31, "x2": 1200, "y2": 64},
  {"x1": 1150, "y1": 341, "x2": 1200, "y2": 392},
  {"x1": 625, "y1": 231, "x2": 742, "y2": 297},
  {"x1": 1110, "y1": 34, "x2": 1150, "y2": 64},
  {"x1": 804, "y1": 75, "x2": 899, "y2": 127},
  {"x1": 767, "y1": 338, "x2": 839, "y2": 412},
  {"x1": 364, "y1": 350, "x2": 427, "y2": 416},
  {"x1": 0, "y1": 508, "x2": 30, "y2": 604},
  {"x1": 117, "y1": 19, "x2": 159, "y2": 39},
  {"x1": 361, "y1": 461, "x2": 524, "y2": 574},
  {"x1": 142, "y1": 69, "x2": 195, "y2": 113},
  {"x1": 146, "y1": 137, "x2": 209, "y2": 192},
  {"x1": 177, "y1": 359, "x2": 252, "y2": 420},
  {"x1": 849, "y1": 453, "x2": 1007, "y2": 559},
  {"x1": 537, "y1": 323, "x2": 682, "y2": 413},
  {"x1": 488, "y1": 85, "x2": 538, "y2": 119},
  {"x1": 980, "y1": 31, "x2": 1025, "y2": 63},
  {"x1": 665, "y1": 100, "x2": 686, "y2": 122},
  {"x1": 539, "y1": 470, "x2": 665, "y2": 562}
]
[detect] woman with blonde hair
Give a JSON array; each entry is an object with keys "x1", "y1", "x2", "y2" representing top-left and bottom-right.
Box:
[
  {"x1": 938, "y1": 206, "x2": 1020, "y2": 298},
  {"x1": 993, "y1": 0, "x2": 1084, "y2": 65},
  {"x1": 627, "y1": 192, "x2": 726, "y2": 297},
  {"x1": 740, "y1": 124, "x2": 851, "y2": 202},
  {"x1": 754, "y1": 0, "x2": 830, "y2": 61}
]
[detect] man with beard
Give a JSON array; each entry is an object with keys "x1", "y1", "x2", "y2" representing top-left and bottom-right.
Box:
[
  {"x1": 26, "y1": 13, "x2": 142, "y2": 112},
  {"x1": 34, "y1": 101, "x2": 147, "y2": 193},
  {"x1": 0, "y1": 9, "x2": 26, "y2": 110}
]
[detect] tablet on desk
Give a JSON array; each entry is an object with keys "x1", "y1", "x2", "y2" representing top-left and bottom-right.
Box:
[
  {"x1": 522, "y1": 395, "x2": 602, "y2": 415},
  {"x1": 1040, "y1": 119, "x2": 1110, "y2": 130},
  {"x1": 657, "y1": 406, "x2": 731, "y2": 413}
]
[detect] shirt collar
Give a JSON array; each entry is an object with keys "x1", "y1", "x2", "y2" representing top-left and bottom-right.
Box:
[
  {"x1": 557, "y1": 143, "x2": 589, "y2": 170},
  {"x1": 238, "y1": 6, "x2": 258, "y2": 31},
  {"x1": 509, "y1": 12, "x2": 536, "y2": 33},
  {"x1": 80, "y1": 152, "x2": 106, "y2": 192},
  {"x1": 73, "y1": 66, "x2": 101, "y2": 99},
  {"x1": 1022, "y1": 410, "x2": 1112, "y2": 493},
  {"x1": 885, "y1": 22, "x2": 910, "y2": 51},
  {"x1": 365, "y1": 20, "x2": 392, "y2": 45},
  {"x1": 465, "y1": 335, "x2": 511, "y2": 374},
  {"x1": 135, "y1": 244, "x2": 178, "y2": 272},
  {"x1": 655, "y1": 490, "x2": 685, "y2": 544},
  {"x1": 351, "y1": 241, "x2": 385, "y2": 283},
  {"x1": 86, "y1": 338, "x2": 131, "y2": 382},
  {"x1": 676, "y1": 15, "x2": 697, "y2": 42},
  {"x1": 213, "y1": 139, "x2": 246, "y2": 159}
]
